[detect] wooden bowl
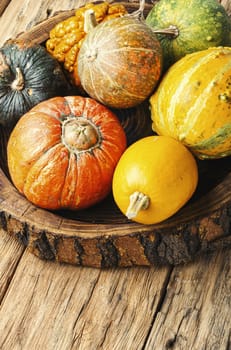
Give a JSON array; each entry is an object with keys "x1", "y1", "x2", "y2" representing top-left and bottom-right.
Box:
[{"x1": 0, "y1": 1, "x2": 231, "y2": 268}]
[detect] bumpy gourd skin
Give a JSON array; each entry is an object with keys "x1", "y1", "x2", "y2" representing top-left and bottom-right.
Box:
[
  {"x1": 146, "y1": 0, "x2": 231, "y2": 71},
  {"x1": 46, "y1": 2, "x2": 127, "y2": 86}
]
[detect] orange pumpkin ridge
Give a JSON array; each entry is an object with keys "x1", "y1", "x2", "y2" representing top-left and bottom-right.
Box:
[{"x1": 7, "y1": 96, "x2": 127, "y2": 210}]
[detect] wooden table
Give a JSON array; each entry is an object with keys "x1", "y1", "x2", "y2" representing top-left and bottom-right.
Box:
[{"x1": 0, "y1": 1, "x2": 230, "y2": 349}]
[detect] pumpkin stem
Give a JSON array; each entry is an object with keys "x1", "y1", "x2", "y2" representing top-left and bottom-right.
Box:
[
  {"x1": 84, "y1": 9, "x2": 98, "y2": 33},
  {"x1": 153, "y1": 25, "x2": 179, "y2": 38},
  {"x1": 129, "y1": 0, "x2": 146, "y2": 21},
  {"x1": 11, "y1": 67, "x2": 24, "y2": 91},
  {"x1": 62, "y1": 117, "x2": 101, "y2": 153},
  {"x1": 126, "y1": 191, "x2": 150, "y2": 220}
]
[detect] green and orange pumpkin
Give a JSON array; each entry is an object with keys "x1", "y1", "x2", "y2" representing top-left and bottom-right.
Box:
[{"x1": 77, "y1": 10, "x2": 162, "y2": 109}]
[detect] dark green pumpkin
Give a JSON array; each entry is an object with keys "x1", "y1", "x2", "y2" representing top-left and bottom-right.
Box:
[
  {"x1": 0, "y1": 41, "x2": 68, "y2": 128},
  {"x1": 146, "y1": 0, "x2": 231, "y2": 71}
]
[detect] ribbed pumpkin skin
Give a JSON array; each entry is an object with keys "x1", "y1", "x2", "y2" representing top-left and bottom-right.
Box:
[
  {"x1": 0, "y1": 41, "x2": 68, "y2": 128},
  {"x1": 78, "y1": 16, "x2": 162, "y2": 109},
  {"x1": 149, "y1": 47, "x2": 231, "y2": 160},
  {"x1": 7, "y1": 96, "x2": 127, "y2": 210},
  {"x1": 146, "y1": 0, "x2": 231, "y2": 71}
]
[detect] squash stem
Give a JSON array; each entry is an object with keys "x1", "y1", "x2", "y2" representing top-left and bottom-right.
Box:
[
  {"x1": 84, "y1": 9, "x2": 98, "y2": 33},
  {"x1": 153, "y1": 25, "x2": 179, "y2": 38},
  {"x1": 130, "y1": 0, "x2": 146, "y2": 21},
  {"x1": 11, "y1": 67, "x2": 24, "y2": 91},
  {"x1": 126, "y1": 191, "x2": 150, "y2": 220}
]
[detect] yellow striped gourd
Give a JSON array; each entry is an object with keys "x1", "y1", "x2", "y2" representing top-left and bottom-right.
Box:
[{"x1": 149, "y1": 47, "x2": 231, "y2": 159}]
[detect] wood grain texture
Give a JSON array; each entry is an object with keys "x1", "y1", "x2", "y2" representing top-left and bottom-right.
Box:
[
  {"x1": 0, "y1": 0, "x2": 94, "y2": 45},
  {"x1": 0, "y1": 0, "x2": 231, "y2": 268},
  {"x1": 0, "y1": 0, "x2": 10, "y2": 16},
  {"x1": 0, "y1": 229, "x2": 24, "y2": 301},
  {"x1": 144, "y1": 248, "x2": 231, "y2": 350},
  {"x1": 0, "y1": 242, "x2": 230, "y2": 350},
  {"x1": 0, "y1": 250, "x2": 171, "y2": 350}
]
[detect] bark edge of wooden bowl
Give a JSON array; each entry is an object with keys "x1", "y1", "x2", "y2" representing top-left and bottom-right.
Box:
[{"x1": 0, "y1": 1, "x2": 231, "y2": 268}]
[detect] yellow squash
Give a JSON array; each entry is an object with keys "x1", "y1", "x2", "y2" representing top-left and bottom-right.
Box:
[
  {"x1": 149, "y1": 47, "x2": 231, "y2": 159},
  {"x1": 112, "y1": 136, "x2": 198, "y2": 225}
]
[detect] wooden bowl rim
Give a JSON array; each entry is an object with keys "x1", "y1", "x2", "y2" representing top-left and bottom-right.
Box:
[
  {"x1": 1, "y1": 155, "x2": 231, "y2": 239},
  {"x1": 0, "y1": 1, "x2": 230, "y2": 266},
  {"x1": 1, "y1": 1, "x2": 231, "y2": 236}
]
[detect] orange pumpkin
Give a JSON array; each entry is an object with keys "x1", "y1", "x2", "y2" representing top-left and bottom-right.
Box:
[{"x1": 7, "y1": 96, "x2": 127, "y2": 210}]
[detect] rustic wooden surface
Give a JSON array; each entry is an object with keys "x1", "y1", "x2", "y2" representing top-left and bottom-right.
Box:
[
  {"x1": 0, "y1": 0, "x2": 231, "y2": 349},
  {"x1": 0, "y1": 0, "x2": 231, "y2": 268}
]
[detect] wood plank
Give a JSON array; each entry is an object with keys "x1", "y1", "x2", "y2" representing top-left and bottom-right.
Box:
[
  {"x1": 0, "y1": 0, "x2": 230, "y2": 269},
  {"x1": 1, "y1": 244, "x2": 230, "y2": 349},
  {"x1": 144, "y1": 248, "x2": 231, "y2": 350},
  {"x1": 0, "y1": 250, "x2": 171, "y2": 349},
  {"x1": 0, "y1": 0, "x2": 93, "y2": 45},
  {"x1": 0, "y1": 0, "x2": 11, "y2": 16},
  {"x1": 0, "y1": 229, "x2": 24, "y2": 301}
]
